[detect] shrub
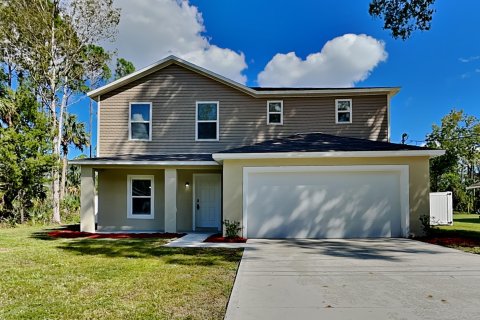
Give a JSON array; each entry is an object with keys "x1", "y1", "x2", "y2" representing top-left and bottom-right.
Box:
[
  {"x1": 29, "y1": 199, "x2": 52, "y2": 225},
  {"x1": 60, "y1": 195, "x2": 81, "y2": 224},
  {"x1": 419, "y1": 214, "x2": 436, "y2": 236},
  {"x1": 223, "y1": 219, "x2": 241, "y2": 238}
]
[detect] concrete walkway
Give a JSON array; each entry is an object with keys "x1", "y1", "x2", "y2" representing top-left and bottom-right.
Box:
[
  {"x1": 164, "y1": 233, "x2": 248, "y2": 248},
  {"x1": 225, "y1": 239, "x2": 480, "y2": 320}
]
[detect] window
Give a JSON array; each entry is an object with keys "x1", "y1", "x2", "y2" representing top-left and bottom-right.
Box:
[
  {"x1": 267, "y1": 101, "x2": 283, "y2": 125},
  {"x1": 336, "y1": 99, "x2": 352, "y2": 124},
  {"x1": 196, "y1": 101, "x2": 219, "y2": 141},
  {"x1": 127, "y1": 175, "x2": 154, "y2": 219},
  {"x1": 129, "y1": 102, "x2": 152, "y2": 140}
]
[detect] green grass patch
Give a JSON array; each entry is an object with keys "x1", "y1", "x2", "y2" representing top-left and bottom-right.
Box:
[
  {"x1": 0, "y1": 225, "x2": 242, "y2": 319},
  {"x1": 435, "y1": 214, "x2": 480, "y2": 238},
  {"x1": 428, "y1": 213, "x2": 480, "y2": 254}
]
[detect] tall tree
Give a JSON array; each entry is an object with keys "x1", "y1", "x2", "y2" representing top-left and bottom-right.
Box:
[
  {"x1": 60, "y1": 113, "x2": 88, "y2": 200},
  {"x1": 83, "y1": 45, "x2": 112, "y2": 158},
  {"x1": 426, "y1": 110, "x2": 480, "y2": 211},
  {"x1": 369, "y1": 0, "x2": 436, "y2": 39},
  {"x1": 0, "y1": 84, "x2": 55, "y2": 223},
  {"x1": 0, "y1": 0, "x2": 120, "y2": 223},
  {"x1": 114, "y1": 58, "x2": 135, "y2": 80}
]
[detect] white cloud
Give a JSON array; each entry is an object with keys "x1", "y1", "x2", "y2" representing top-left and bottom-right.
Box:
[
  {"x1": 257, "y1": 34, "x2": 388, "y2": 87},
  {"x1": 110, "y1": 0, "x2": 247, "y2": 83},
  {"x1": 459, "y1": 56, "x2": 480, "y2": 63}
]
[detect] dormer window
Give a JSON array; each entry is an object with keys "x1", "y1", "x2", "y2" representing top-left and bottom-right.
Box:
[
  {"x1": 267, "y1": 101, "x2": 283, "y2": 125},
  {"x1": 129, "y1": 102, "x2": 152, "y2": 140},
  {"x1": 336, "y1": 99, "x2": 352, "y2": 124}
]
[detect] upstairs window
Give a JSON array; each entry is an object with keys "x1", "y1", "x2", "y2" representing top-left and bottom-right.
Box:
[
  {"x1": 127, "y1": 175, "x2": 154, "y2": 219},
  {"x1": 267, "y1": 100, "x2": 283, "y2": 125},
  {"x1": 336, "y1": 99, "x2": 352, "y2": 124},
  {"x1": 129, "y1": 102, "x2": 152, "y2": 140},
  {"x1": 196, "y1": 101, "x2": 219, "y2": 141}
]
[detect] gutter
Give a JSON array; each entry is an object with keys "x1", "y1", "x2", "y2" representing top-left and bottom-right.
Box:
[{"x1": 212, "y1": 150, "x2": 445, "y2": 163}]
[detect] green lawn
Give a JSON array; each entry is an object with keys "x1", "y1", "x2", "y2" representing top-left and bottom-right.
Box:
[
  {"x1": 0, "y1": 226, "x2": 242, "y2": 320},
  {"x1": 436, "y1": 213, "x2": 480, "y2": 237},
  {"x1": 430, "y1": 213, "x2": 480, "y2": 254}
]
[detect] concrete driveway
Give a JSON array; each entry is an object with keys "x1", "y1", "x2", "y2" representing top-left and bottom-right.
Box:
[{"x1": 225, "y1": 239, "x2": 480, "y2": 320}]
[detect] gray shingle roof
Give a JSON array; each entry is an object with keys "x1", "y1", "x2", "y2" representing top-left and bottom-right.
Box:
[
  {"x1": 250, "y1": 86, "x2": 396, "y2": 91},
  {"x1": 71, "y1": 133, "x2": 441, "y2": 165},
  {"x1": 217, "y1": 133, "x2": 433, "y2": 154},
  {"x1": 72, "y1": 153, "x2": 214, "y2": 163}
]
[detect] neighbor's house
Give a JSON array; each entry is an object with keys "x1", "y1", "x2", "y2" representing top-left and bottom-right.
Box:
[{"x1": 72, "y1": 55, "x2": 444, "y2": 239}]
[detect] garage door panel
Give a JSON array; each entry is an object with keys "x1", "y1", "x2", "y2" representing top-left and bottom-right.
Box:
[{"x1": 245, "y1": 169, "x2": 403, "y2": 239}]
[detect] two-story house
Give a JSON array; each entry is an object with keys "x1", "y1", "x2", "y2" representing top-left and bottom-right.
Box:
[{"x1": 72, "y1": 56, "x2": 443, "y2": 238}]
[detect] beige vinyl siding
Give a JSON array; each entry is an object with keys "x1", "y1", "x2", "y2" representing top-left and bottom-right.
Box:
[{"x1": 99, "y1": 65, "x2": 389, "y2": 156}]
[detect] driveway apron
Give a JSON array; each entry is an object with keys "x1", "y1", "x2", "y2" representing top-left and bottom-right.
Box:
[{"x1": 225, "y1": 239, "x2": 480, "y2": 320}]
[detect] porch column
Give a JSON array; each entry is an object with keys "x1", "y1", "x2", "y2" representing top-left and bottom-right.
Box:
[
  {"x1": 164, "y1": 168, "x2": 177, "y2": 233},
  {"x1": 80, "y1": 166, "x2": 95, "y2": 232}
]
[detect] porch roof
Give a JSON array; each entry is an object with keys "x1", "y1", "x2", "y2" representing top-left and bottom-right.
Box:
[{"x1": 69, "y1": 153, "x2": 218, "y2": 166}]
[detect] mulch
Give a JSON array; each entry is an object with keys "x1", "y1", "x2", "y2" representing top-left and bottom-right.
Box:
[
  {"x1": 419, "y1": 236, "x2": 480, "y2": 248},
  {"x1": 204, "y1": 233, "x2": 247, "y2": 243},
  {"x1": 47, "y1": 230, "x2": 186, "y2": 239}
]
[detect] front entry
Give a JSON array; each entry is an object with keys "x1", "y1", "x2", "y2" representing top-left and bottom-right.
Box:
[{"x1": 193, "y1": 174, "x2": 222, "y2": 230}]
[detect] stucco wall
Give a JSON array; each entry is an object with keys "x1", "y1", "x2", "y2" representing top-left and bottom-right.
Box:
[
  {"x1": 97, "y1": 169, "x2": 165, "y2": 231},
  {"x1": 222, "y1": 157, "x2": 430, "y2": 237}
]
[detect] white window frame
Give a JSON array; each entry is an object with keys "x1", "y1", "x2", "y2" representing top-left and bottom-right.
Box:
[
  {"x1": 195, "y1": 101, "x2": 219, "y2": 141},
  {"x1": 129, "y1": 102, "x2": 152, "y2": 141},
  {"x1": 127, "y1": 175, "x2": 154, "y2": 220},
  {"x1": 267, "y1": 100, "x2": 283, "y2": 125},
  {"x1": 335, "y1": 99, "x2": 352, "y2": 124}
]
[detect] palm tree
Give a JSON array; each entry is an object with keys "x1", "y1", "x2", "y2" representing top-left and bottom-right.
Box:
[
  {"x1": 0, "y1": 87, "x2": 16, "y2": 127},
  {"x1": 60, "y1": 114, "x2": 88, "y2": 200}
]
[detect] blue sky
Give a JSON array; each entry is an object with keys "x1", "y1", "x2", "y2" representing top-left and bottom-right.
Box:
[{"x1": 70, "y1": 0, "x2": 480, "y2": 158}]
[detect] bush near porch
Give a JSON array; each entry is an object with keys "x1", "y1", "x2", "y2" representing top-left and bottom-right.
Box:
[{"x1": 0, "y1": 225, "x2": 242, "y2": 320}]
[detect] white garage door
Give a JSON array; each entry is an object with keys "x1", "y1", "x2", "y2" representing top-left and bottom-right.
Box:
[{"x1": 244, "y1": 166, "x2": 409, "y2": 239}]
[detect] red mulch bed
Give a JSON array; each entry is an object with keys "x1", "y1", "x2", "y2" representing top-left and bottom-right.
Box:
[
  {"x1": 47, "y1": 230, "x2": 185, "y2": 239},
  {"x1": 419, "y1": 237, "x2": 480, "y2": 247},
  {"x1": 204, "y1": 233, "x2": 247, "y2": 243}
]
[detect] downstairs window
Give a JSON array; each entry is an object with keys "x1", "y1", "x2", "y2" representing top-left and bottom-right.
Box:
[{"x1": 127, "y1": 175, "x2": 154, "y2": 219}]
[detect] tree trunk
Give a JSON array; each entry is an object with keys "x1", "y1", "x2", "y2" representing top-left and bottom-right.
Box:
[
  {"x1": 60, "y1": 156, "x2": 67, "y2": 200},
  {"x1": 57, "y1": 83, "x2": 68, "y2": 204},
  {"x1": 58, "y1": 83, "x2": 67, "y2": 161},
  {"x1": 89, "y1": 99, "x2": 93, "y2": 158},
  {"x1": 48, "y1": 2, "x2": 61, "y2": 224},
  {"x1": 7, "y1": 64, "x2": 12, "y2": 88},
  {"x1": 51, "y1": 91, "x2": 62, "y2": 223},
  {"x1": 19, "y1": 191, "x2": 24, "y2": 224},
  {"x1": 51, "y1": 97, "x2": 61, "y2": 224}
]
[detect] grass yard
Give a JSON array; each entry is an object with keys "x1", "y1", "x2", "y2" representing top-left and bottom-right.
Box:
[
  {"x1": 436, "y1": 213, "x2": 480, "y2": 236},
  {"x1": 0, "y1": 225, "x2": 243, "y2": 320},
  {"x1": 425, "y1": 213, "x2": 480, "y2": 254}
]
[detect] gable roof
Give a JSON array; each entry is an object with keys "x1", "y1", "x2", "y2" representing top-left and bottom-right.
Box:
[
  {"x1": 212, "y1": 133, "x2": 444, "y2": 161},
  {"x1": 88, "y1": 55, "x2": 400, "y2": 99}
]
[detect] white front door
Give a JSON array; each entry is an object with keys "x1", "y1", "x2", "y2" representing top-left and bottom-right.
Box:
[{"x1": 194, "y1": 174, "x2": 222, "y2": 230}]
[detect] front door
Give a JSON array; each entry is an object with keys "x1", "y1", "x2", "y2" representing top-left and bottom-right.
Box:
[{"x1": 194, "y1": 174, "x2": 222, "y2": 230}]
